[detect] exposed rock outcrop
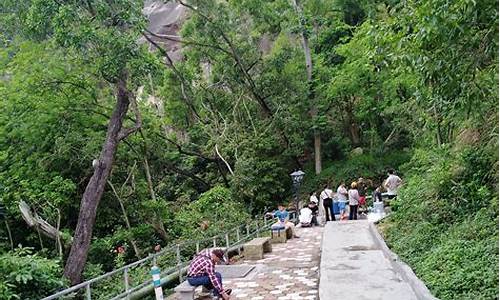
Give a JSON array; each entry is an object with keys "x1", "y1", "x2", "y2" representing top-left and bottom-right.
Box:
[{"x1": 142, "y1": 1, "x2": 188, "y2": 62}]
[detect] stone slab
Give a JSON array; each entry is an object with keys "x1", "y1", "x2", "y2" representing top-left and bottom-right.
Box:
[
  {"x1": 319, "y1": 221, "x2": 418, "y2": 300},
  {"x1": 215, "y1": 265, "x2": 255, "y2": 278}
]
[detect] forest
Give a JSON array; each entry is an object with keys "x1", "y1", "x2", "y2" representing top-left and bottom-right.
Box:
[{"x1": 0, "y1": 0, "x2": 498, "y2": 299}]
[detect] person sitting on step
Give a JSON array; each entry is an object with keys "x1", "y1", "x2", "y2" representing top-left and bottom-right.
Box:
[
  {"x1": 187, "y1": 248, "x2": 232, "y2": 300},
  {"x1": 267, "y1": 204, "x2": 299, "y2": 238},
  {"x1": 308, "y1": 201, "x2": 319, "y2": 226},
  {"x1": 299, "y1": 204, "x2": 313, "y2": 227}
]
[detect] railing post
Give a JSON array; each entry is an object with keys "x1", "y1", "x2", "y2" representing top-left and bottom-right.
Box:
[
  {"x1": 152, "y1": 254, "x2": 157, "y2": 267},
  {"x1": 236, "y1": 228, "x2": 241, "y2": 255},
  {"x1": 85, "y1": 283, "x2": 92, "y2": 300},
  {"x1": 256, "y1": 222, "x2": 260, "y2": 237},
  {"x1": 151, "y1": 265, "x2": 164, "y2": 300},
  {"x1": 124, "y1": 267, "x2": 130, "y2": 299},
  {"x1": 246, "y1": 224, "x2": 250, "y2": 237},
  {"x1": 225, "y1": 233, "x2": 230, "y2": 249},
  {"x1": 196, "y1": 241, "x2": 200, "y2": 253},
  {"x1": 212, "y1": 237, "x2": 217, "y2": 248},
  {"x1": 176, "y1": 244, "x2": 182, "y2": 282}
]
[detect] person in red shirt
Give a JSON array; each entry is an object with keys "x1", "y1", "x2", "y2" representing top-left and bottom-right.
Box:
[{"x1": 187, "y1": 249, "x2": 232, "y2": 299}]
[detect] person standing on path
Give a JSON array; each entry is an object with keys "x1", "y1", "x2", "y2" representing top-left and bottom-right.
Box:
[
  {"x1": 337, "y1": 182, "x2": 348, "y2": 220},
  {"x1": 384, "y1": 169, "x2": 402, "y2": 199},
  {"x1": 320, "y1": 185, "x2": 335, "y2": 222},
  {"x1": 348, "y1": 182, "x2": 360, "y2": 220},
  {"x1": 187, "y1": 248, "x2": 232, "y2": 300}
]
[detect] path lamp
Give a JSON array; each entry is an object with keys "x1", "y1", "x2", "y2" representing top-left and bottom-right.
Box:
[{"x1": 290, "y1": 170, "x2": 305, "y2": 221}]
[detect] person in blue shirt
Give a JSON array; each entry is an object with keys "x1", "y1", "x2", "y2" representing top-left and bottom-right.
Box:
[{"x1": 267, "y1": 204, "x2": 299, "y2": 238}]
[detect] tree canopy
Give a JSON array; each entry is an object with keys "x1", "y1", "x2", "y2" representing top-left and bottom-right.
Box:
[{"x1": 0, "y1": 0, "x2": 497, "y2": 299}]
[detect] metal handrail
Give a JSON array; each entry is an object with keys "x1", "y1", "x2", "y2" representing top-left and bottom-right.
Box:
[{"x1": 41, "y1": 215, "x2": 274, "y2": 300}]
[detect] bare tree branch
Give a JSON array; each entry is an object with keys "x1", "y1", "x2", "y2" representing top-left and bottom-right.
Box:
[
  {"x1": 215, "y1": 144, "x2": 234, "y2": 175},
  {"x1": 143, "y1": 29, "x2": 231, "y2": 55},
  {"x1": 141, "y1": 31, "x2": 204, "y2": 123}
]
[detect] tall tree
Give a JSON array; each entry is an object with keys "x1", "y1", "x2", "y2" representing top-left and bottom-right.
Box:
[
  {"x1": 23, "y1": 0, "x2": 151, "y2": 284},
  {"x1": 291, "y1": 0, "x2": 321, "y2": 174}
]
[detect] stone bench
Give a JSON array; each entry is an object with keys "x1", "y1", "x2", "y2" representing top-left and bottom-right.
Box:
[
  {"x1": 270, "y1": 226, "x2": 292, "y2": 243},
  {"x1": 174, "y1": 280, "x2": 196, "y2": 300},
  {"x1": 244, "y1": 237, "x2": 272, "y2": 260}
]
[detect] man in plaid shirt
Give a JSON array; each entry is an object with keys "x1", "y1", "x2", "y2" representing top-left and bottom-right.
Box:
[{"x1": 187, "y1": 248, "x2": 231, "y2": 299}]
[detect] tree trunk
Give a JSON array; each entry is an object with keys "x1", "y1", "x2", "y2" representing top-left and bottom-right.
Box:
[
  {"x1": 142, "y1": 155, "x2": 169, "y2": 241},
  {"x1": 433, "y1": 104, "x2": 442, "y2": 146},
  {"x1": 4, "y1": 220, "x2": 13, "y2": 251},
  {"x1": 292, "y1": 0, "x2": 321, "y2": 174},
  {"x1": 63, "y1": 77, "x2": 132, "y2": 285},
  {"x1": 108, "y1": 180, "x2": 141, "y2": 259}
]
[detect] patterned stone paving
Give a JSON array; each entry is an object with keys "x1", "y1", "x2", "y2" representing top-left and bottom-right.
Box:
[
  {"x1": 223, "y1": 226, "x2": 323, "y2": 300},
  {"x1": 168, "y1": 226, "x2": 323, "y2": 300}
]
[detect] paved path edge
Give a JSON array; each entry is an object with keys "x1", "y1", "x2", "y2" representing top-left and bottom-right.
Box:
[{"x1": 368, "y1": 223, "x2": 439, "y2": 300}]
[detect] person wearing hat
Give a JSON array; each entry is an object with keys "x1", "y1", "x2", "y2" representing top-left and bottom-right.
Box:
[
  {"x1": 348, "y1": 181, "x2": 360, "y2": 220},
  {"x1": 187, "y1": 248, "x2": 232, "y2": 299}
]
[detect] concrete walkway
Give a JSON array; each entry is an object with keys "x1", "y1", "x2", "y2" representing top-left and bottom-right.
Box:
[
  {"x1": 319, "y1": 220, "x2": 418, "y2": 300},
  {"x1": 169, "y1": 220, "x2": 435, "y2": 300}
]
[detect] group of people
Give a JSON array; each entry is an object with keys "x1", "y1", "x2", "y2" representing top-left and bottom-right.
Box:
[
  {"x1": 300, "y1": 170, "x2": 402, "y2": 225},
  {"x1": 185, "y1": 170, "x2": 402, "y2": 299}
]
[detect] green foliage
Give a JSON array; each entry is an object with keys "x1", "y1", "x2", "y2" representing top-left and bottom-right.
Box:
[
  {"x1": 0, "y1": 0, "x2": 497, "y2": 298},
  {"x1": 0, "y1": 247, "x2": 67, "y2": 300},
  {"x1": 381, "y1": 145, "x2": 498, "y2": 299},
  {"x1": 302, "y1": 150, "x2": 411, "y2": 194},
  {"x1": 173, "y1": 186, "x2": 251, "y2": 239}
]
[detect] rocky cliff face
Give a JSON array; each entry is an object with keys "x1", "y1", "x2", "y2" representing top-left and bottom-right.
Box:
[{"x1": 143, "y1": 1, "x2": 188, "y2": 62}]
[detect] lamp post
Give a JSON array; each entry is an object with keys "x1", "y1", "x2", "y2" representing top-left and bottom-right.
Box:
[{"x1": 290, "y1": 170, "x2": 305, "y2": 221}]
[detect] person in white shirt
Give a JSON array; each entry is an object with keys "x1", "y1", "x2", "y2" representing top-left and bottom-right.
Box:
[
  {"x1": 337, "y1": 183, "x2": 348, "y2": 220},
  {"x1": 348, "y1": 182, "x2": 360, "y2": 220},
  {"x1": 299, "y1": 205, "x2": 313, "y2": 226},
  {"x1": 384, "y1": 170, "x2": 402, "y2": 199},
  {"x1": 320, "y1": 185, "x2": 335, "y2": 222}
]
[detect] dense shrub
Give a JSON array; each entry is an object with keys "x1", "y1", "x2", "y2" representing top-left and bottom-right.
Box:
[
  {"x1": 0, "y1": 248, "x2": 67, "y2": 300},
  {"x1": 380, "y1": 147, "x2": 498, "y2": 300},
  {"x1": 173, "y1": 186, "x2": 251, "y2": 240},
  {"x1": 301, "y1": 150, "x2": 412, "y2": 195}
]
